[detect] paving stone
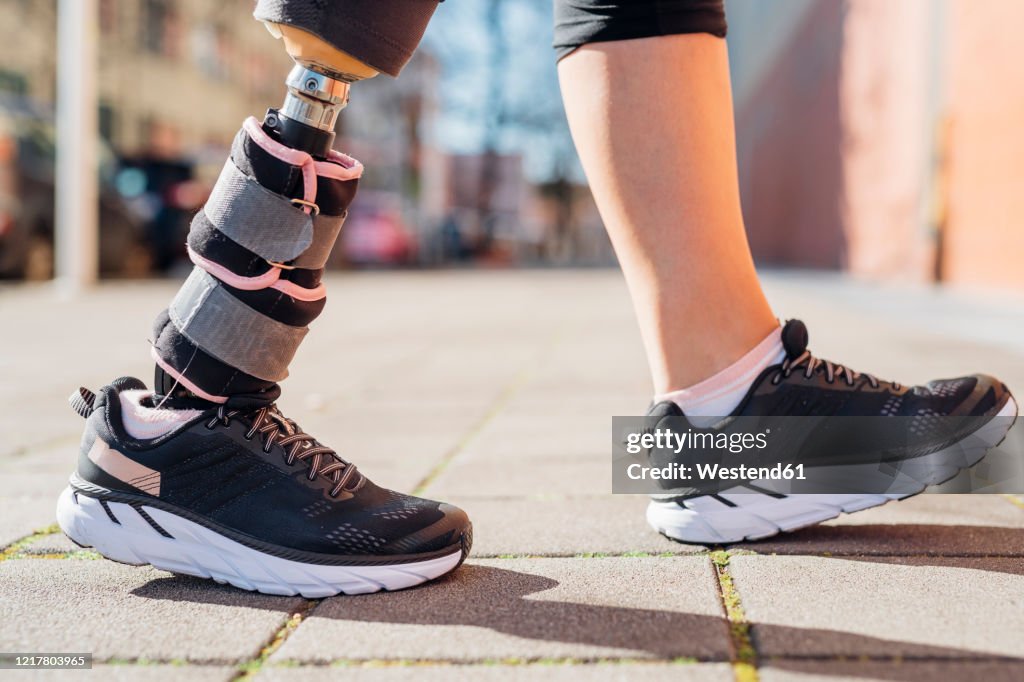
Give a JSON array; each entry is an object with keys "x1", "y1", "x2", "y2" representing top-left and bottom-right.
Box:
[
  {"x1": 425, "y1": 457, "x2": 611, "y2": 497},
  {"x1": 4, "y1": 270, "x2": 1024, "y2": 669},
  {"x1": 0, "y1": 499, "x2": 59, "y2": 549},
  {"x1": 451, "y1": 496, "x2": 704, "y2": 556},
  {"x1": 17, "y1": 532, "x2": 82, "y2": 556},
  {"x1": 272, "y1": 557, "x2": 730, "y2": 663},
  {"x1": 0, "y1": 282, "x2": 164, "y2": 460},
  {"x1": 458, "y1": 412, "x2": 608, "y2": 461},
  {"x1": 0, "y1": 473, "x2": 72, "y2": 542},
  {"x1": 758, "y1": 660, "x2": 1024, "y2": 682},
  {"x1": 28, "y1": 665, "x2": 235, "y2": 682},
  {"x1": 0, "y1": 442, "x2": 77, "y2": 548},
  {"x1": 730, "y1": 555, "x2": 1024, "y2": 659},
  {"x1": 735, "y1": 494, "x2": 1024, "y2": 556},
  {"x1": 258, "y1": 663, "x2": 734, "y2": 682},
  {"x1": 0, "y1": 560, "x2": 302, "y2": 663},
  {"x1": 827, "y1": 493, "x2": 1024, "y2": 527},
  {"x1": 510, "y1": 383, "x2": 651, "y2": 415}
]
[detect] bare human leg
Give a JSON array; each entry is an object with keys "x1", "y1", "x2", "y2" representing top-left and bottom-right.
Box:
[{"x1": 558, "y1": 34, "x2": 778, "y2": 394}]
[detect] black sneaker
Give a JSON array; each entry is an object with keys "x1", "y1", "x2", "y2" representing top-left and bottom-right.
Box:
[
  {"x1": 645, "y1": 319, "x2": 1018, "y2": 544},
  {"x1": 56, "y1": 377, "x2": 472, "y2": 597}
]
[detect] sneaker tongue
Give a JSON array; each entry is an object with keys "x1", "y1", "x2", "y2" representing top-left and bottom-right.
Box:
[
  {"x1": 109, "y1": 376, "x2": 148, "y2": 393},
  {"x1": 781, "y1": 319, "x2": 809, "y2": 359}
]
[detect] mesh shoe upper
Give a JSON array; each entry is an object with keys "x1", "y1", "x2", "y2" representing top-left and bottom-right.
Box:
[
  {"x1": 72, "y1": 379, "x2": 470, "y2": 561},
  {"x1": 717, "y1": 319, "x2": 1009, "y2": 419}
]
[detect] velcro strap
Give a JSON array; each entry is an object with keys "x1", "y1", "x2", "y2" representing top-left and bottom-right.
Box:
[
  {"x1": 205, "y1": 160, "x2": 314, "y2": 263},
  {"x1": 169, "y1": 268, "x2": 308, "y2": 382},
  {"x1": 291, "y1": 211, "x2": 348, "y2": 269}
]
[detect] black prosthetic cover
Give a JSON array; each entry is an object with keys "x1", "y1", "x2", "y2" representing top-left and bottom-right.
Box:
[{"x1": 254, "y1": 0, "x2": 441, "y2": 77}]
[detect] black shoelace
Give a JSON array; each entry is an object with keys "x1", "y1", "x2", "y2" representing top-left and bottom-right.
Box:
[{"x1": 206, "y1": 405, "x2": 361, "y2": 496}]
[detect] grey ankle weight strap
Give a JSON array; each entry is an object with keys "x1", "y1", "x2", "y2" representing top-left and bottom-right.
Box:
[
  {"x1": 205, "y1": 160, "x2": 314, "y2": 263},
  {"x1": 291, "y1": 211, "x2": 347, "y2": 270},
  {"x1": 169, "y1": 268, "x2": 308, "y2": 382}
]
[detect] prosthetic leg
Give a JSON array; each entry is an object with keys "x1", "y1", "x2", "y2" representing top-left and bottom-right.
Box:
[
  {"x1": 59, "y1": 6, "x2": 472, "y2": 598},
  {"x1": 153, "y1": 28, "x2": 382, "y2": 403},
  {"x1": 260, "y1": 22, "x2": 381, "y2": 157}
]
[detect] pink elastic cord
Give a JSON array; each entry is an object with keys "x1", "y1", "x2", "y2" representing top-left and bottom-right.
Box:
[
  {"x1": 271, "y1": 280, "x2": 327, "y2": 302},
  {"x1": 188, "y1": 246, "x2": 280, "y2": 290},
  {"x1": 189, "y1": 246, "x2": 325, "y2": 301},
  {"x1": 242, "y1": 116, "x2": 363, "y2": 189},
  {"x1": 316, "y1": 149, "x2": 363, "y2": 180},
  {"x1": 243, "y1": 117, "x2": 317, "y2": 211},
  {"x1": 150, "y1": 347, "x2": 228, "y2": 404}
]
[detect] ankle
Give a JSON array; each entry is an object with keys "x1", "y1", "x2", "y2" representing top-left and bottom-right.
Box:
[
  {"x1": 654, "y1": 325, "x2": 784, "y2": 424},
  {"x1": 652, "y1": 317, "x2": 780, "y2": 393}
]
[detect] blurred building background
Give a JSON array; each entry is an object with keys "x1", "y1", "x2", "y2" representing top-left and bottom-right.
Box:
[
  {"x1": 0, "y1": 0, "x2": 612, "y2": 280},
  {"x1": 728, "y1": 0, "x2": 1024, "y2": 290},
  {"x1": 0, "y1": 0, "x2": 1020, "y2": 291}
]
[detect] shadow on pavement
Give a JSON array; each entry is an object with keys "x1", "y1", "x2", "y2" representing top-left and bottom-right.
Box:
[
  {"x1": 764, "y1": 659, "x2": 1024, "y2": 682},
  {"x1": 132, "y1": 561, "x2": 1024, "y2": 677},
  {"x1": 735, "y1": 524, "x2": 1024, "y2": 569}
]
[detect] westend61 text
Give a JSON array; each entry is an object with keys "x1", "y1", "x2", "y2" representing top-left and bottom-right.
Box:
[{"x1": 626, "y1": 462, "x2": 807, "y2": 482}]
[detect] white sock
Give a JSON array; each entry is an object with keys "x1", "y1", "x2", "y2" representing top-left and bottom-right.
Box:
[
  {"x1": 654, "y1": 326, "x2": 785, "y2": 427},
  {"x1": 120, "y1": 390, "x2": 202, "y2": 440}
]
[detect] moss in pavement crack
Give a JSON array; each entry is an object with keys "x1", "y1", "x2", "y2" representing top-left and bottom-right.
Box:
[
  {"x1": 233, "y1": 600, "x2": 318, "y2": 680},
  {"x1": 710, "y1": 550, "x2": 758, "y2": 682},
  {"x1": 1002, "y1": 494, "x2": 1024, "y2": 511},
  {"x1": 0, "y1": 524, "x2": 61, "y2": 562}
]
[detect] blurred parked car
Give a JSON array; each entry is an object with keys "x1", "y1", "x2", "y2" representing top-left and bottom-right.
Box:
[
  {"x1": 340, "y1": 191, "x2": 416, "y2": 266},
  {"x1": 0, "y1": 94, "x2": 150, "y2": 280},
  {"x1": 116, "y1": 157, "x2": 207, "y2": 272}
]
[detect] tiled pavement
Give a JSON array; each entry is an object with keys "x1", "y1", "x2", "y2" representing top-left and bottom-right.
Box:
[{"x1": 1, "y1": 270, "x2": 1023, "y2": 682}]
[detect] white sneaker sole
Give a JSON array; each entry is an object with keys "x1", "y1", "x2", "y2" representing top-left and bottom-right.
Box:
[
  {"x1": 647, "y1": 397, "x2": 1018, "y2": 545},
  {"x1": 56, "y1": 488, "x2": 463, "y2": 597}
]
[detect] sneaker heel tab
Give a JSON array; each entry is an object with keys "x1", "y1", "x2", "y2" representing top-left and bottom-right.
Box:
[
  {"x1": 781, "y1": 319, "x2": 809, "y2": 359},
  {"x1": 109, "y1": 376, "x2": 148, "y2": 393},
  {"x1": 647, "y1": 400, "x2": 684, "y2": 418},
  {"x1": 69, "y1": 387, "x2": 96, "y2": 419}
]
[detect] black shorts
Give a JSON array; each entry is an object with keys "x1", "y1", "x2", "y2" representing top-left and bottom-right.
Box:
[
  {"x1": 553, "y1": 0, "x2": 727, "y2": 60},
  {"x1": 255, "y1": 0, "x2": 727, "y2": 77}
]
